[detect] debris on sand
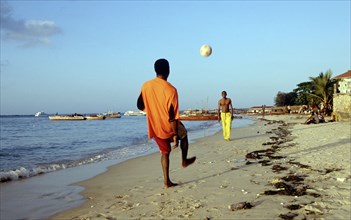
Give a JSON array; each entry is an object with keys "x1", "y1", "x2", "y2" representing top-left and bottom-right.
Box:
[
  {"x1": 264, "y1": 180, "x2": 307, "y2": 196},
  {"x1": 284, "y1": 204, "x2": 302, "y2": 210},
  {"x1": 246, "y1": 151, "x2": 263, "y2": 159},
  {"x1": 272, "y1": 164, "x2": 288, "y2": 173},
  {"x1": 258, "y1": 159, "x2": 272, "y2": 166},
  {"x1": 228, "y1": 202, "x2": 254, "y2": 211},
  {"x1": 278, "y1": 212, "x2": 299, "y2": 220}
]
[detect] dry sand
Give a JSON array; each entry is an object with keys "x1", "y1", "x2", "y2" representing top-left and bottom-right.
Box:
[{"x1": 51, "y1": 115, "x2": 351, "y2": 220}]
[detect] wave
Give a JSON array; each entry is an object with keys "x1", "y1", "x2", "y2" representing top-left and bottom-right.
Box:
[
  {"x1": 0, "y1": 139, "x2": 156, "y2": 183},
  {"x1": 0, "y1": 154, "x2": 104, "y2": 182},
  {"x1": 0, "y1": 117, "x2": 252, "y2": 183}
]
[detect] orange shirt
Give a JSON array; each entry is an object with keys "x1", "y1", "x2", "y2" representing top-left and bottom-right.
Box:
[{"x1": 141, "y1": 77, "x2": 180, "y2": 139}]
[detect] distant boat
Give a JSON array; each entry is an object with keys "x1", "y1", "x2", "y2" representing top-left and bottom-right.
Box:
[
  {"x1": 102, "y1": 111, "x2": 121, "y2": 119},
  {"x1": 49, "y1": 114, "x2": 86, "y2": 120},
  {"x1": 180, "y1": 115, "x2": 242, "y2": 121},
  {"x1": 124, "y1": 110, "x2": 146, "y2": 116},
  {"x1": 180, "y1": 115, "x2": 218, "y2": 121},
  {"x1": 179, "y1": 109, "x2": 217, "y2": 121},
  {"x1": 85, "y1": 115, "x2": 106, "y2": 120},
  {"x1": 34, "y1": 112, "x2": 47, "y2": 117},
  {"x1": 179, "y1": 109, "x2": 242, "y2": 121}
]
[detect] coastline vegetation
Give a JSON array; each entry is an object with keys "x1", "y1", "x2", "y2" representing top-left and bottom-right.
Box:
[{"x1": 274, "y1": 69, "x2": 336, "y2": 115}]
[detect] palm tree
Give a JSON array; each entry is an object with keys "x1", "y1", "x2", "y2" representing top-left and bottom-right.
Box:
[{"x1": 308, "y1": 69, "x2": 335, "y2": 114}]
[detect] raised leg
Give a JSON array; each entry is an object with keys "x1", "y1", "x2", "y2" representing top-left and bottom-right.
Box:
[{"x1": 180, "y1": 136, "x2": 196, "y2": 168}]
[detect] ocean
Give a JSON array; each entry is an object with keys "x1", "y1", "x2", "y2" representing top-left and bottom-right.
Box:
[{"x1": 0, "y1": 114, "x2": 254, "y2": 219}]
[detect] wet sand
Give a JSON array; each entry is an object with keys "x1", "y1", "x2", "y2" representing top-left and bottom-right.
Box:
[{"x1": 51, "y1": 115, "x2": 351, "y2": 219}]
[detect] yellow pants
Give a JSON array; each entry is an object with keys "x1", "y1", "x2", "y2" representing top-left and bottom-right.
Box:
[{"x1": 221, "y1": 112, "x2": 232, "y2": 140}]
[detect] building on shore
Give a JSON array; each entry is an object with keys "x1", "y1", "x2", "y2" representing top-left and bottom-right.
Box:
[
  {"x1": 333, "y1": 70, "x2": 351, "y2": 121},
  {"x1": 247, "y1": 105, "x2": 304, "y2": 115}
]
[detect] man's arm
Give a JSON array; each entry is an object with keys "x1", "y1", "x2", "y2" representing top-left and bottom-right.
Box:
[
  {"x1": 217, "y1": 100, "x2": 221, "y2": 122},
  {"x1": 229, "y1": 99, "x2": 234, "y2": 116},
  {"x1": 137, "y1": 93, "x2": 145, "y2": 111},
  {"x1": 168, "y1": 104, "x2": 178, "y2": 133},
  {"x1": 169, "y1": 104, "x2": 179, "y2": 148}
]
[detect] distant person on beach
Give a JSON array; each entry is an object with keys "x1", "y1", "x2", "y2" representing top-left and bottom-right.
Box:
[
  {"x1": 137, "y1": 58, "x2": 196, "y2": 189},
  {"x1": 304, "y1": 111, "x2": 325, "y2": 125},
  {"x1": 218, "y1": 91, "x2": 234, "y2": 141},
  {"x1": 262, "y1": 105, "x2": 266, "y2": 118},
  {"x1": 311, "y1": 99, "x2": 319, "y2": 113}
]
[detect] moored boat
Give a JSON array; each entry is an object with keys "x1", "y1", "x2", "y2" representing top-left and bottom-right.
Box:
[
  {"x1": 180, "y1": 115, "x2": 218, "y2": 121},
  {"x1": 85, "y1": 115, "x2": 106, "y2": 120},
  {"x1": 102, "y1": 111, "x2": 121, "y2": 118},
  {"x1": 48, "y1": 114, "x2": 86, "y2": 120},
  {"x1": 35, "y1": 112, "x2": 47, "y2": 117},
  {"x1": 180, "y1": 109, "x2": 217, "y2": 121},
  {"x1": 124, "y1": 110, "x2": 146, "y2": 116},
  {"x1": 179, "y1": 109, "x2": 242, "y2": 121},
  {"x1": 180, "y1": 115, "x2": 242, "y2": 121}
]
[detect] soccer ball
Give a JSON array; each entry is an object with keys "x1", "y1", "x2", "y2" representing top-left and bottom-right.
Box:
[{"x1": 200, "y1": 44, "x2": 212, "y2": 57}]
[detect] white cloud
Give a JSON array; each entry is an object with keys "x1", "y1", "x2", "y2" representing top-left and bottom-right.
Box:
[{"x1": 0, "y1": 1, "x2": 62, "y2": 47}]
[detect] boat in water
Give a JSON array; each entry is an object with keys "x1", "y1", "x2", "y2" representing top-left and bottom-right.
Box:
[
  {"x1": 179, "y1": 109, "x2": 217, "y2": 121},
  {"x1": 180, "y1": 115, "x2": 242, "y2": 121},
  {"x1": 102, "y1": 111, "x2": 121, "y2": 118},
  {"x1": 48, "y1": 114, "x2": 86, "y2": 120},
  {"x1": 85, "y1": 115, "x2": 106, "y2": 120},
  {"x1": 180, "y1": 115, "x2": 218, "y2": 121},
  {"x1": 34, "y1": 112, "x2": 48, "y2": 117},
  {"x1": 124, "y1": 110, "x2": 146, "y2": 116},
  {"x1": 179, "y1": 109, "x2": 242, "y2": 121}
]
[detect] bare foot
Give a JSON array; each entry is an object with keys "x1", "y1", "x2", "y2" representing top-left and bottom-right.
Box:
[
  {"x1": 164, "y1": 181, "x2": 178, "y2": 189},
  {"x1": 182, "y1": 156, "x2": 196, "y2": 168}
]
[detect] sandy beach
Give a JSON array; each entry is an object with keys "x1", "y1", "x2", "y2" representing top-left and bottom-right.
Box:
[{"x1": 51, "y1": 115, "x2": 351, "y2": 220}]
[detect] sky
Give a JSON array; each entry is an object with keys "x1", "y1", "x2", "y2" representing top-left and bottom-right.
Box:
[{"x1": 1, "y1": 0, "x2": 350, "y2": 115}]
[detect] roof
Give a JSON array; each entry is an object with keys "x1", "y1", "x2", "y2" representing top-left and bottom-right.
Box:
[{"x1": 334, "y1": 70, "x2": 351, "y2": 79}]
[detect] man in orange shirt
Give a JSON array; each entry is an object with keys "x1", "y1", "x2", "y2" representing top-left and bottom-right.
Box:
[{"x1": 137, "y1": 58, "x2": 196, "y2": 188}]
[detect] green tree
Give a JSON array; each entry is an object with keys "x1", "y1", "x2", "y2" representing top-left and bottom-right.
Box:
[
  {"x1": 274, "y1": 91, "x2": 297, "y2": 106},
  {"x1": 293, "y1": 81, "x2": 313, "y2": 105},
  {"x1": 308, "y1": 69, "x2": 335, "y2": 114},
  {"x1": 275, "y1": 91, "x2": 286, "y2": 106}
]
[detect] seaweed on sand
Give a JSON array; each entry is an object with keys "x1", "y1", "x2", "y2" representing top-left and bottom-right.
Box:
[
  {"x1": 279, "y1": 212, "x2": 299, "y2": 220},
  {"x1": 272, "y1": 164, "x2": 288, "y2": 173}
]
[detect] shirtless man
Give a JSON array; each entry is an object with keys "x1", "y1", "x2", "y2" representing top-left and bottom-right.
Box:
[{"x1": 218, "y1": 91, "x2": 234, "y2": 141}]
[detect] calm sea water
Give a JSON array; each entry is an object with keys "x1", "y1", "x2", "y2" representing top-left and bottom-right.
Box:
[
  {"x1": 0, "y1": 114, "x2": 254, "y2": 220},
  {"x1": 0, "y1": 115, "x2": 253, "y2": 182}
]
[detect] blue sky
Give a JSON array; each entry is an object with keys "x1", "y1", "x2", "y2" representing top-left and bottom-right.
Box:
[{"x1": 1, "y1": 0, "x2": 350, "y2": 115}]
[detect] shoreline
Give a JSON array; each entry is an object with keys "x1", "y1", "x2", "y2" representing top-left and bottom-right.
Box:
[
  {"x1": 1, "y1": 118, "x2": 253, "y2": 220},
  {"x1": 51, "y1": 115, "x2": 350, "y2": 219}
]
